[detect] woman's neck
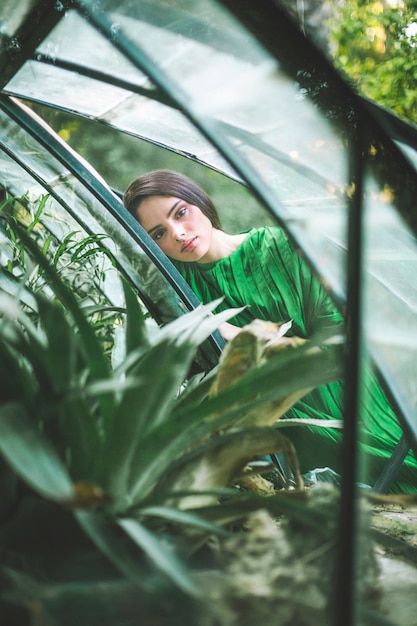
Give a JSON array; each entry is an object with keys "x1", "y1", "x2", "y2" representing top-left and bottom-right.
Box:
[{"x1": 198, "y1": 229, "x2": 248, "y2": 264}]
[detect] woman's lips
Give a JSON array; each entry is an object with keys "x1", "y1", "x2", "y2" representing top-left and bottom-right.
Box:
[{"x1": 181, "y1": 236, "x2": 198, "y2": 253}]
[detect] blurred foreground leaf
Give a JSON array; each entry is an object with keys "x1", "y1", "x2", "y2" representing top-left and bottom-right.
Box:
[{"x1": 0, "y1": 402, "x2": 74, "y2": 502}]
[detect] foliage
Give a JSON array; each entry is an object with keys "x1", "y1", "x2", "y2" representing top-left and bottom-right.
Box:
[
  {"x1": 0, "y1": 198, "x2": 344, "y2": 623},
  {"x1": 329, "y1": 0, "x2": 417, "y2": 123},
  {"x1": 0, "y1": 194, "x2": 124, "y2": 355}
]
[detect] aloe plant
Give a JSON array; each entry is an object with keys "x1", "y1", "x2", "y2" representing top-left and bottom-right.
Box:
[{"x1": 0, "y1": 202, "x2": 344, "y2": 623}]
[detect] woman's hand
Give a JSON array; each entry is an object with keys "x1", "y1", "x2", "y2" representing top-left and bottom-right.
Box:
[{"x1": 218, "y1": 321, "x2": 242, "y2": 341}]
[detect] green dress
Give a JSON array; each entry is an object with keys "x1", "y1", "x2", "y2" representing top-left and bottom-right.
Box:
[{"x1": 175, "y1": 226, "x2": 417, "y2": 493}]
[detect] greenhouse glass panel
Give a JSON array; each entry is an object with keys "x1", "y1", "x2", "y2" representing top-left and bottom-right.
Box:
[
  {"x1": 362, "y1": 168, "x2": 417, "y2": 446},
  {"x1": 0, "y1": 100, "x2": 218, "y2": 335},
  {"x1": 73, "y1": 0, "x2": 349, "y2": 266},
  {"x1": 53, "y1": 0, "x2": 417, "y2": 450},
  {"x1": 0, "y1": 0, "x2": 38, "y2": 37},
  {"x1": 1, "y1": 1, "x2": 417, "y2": 624},
  {"x1": 7, "y1": 60, "x2": 132, "y2": 117},
  {"x1": 1, "y1": 0, "x2": 416, "y2": 461},
  {"x1": 1, "y1": 0, "x2": 416, "y2": 482},
  {"x1": 36, "y1": 9, "x2": 146, "y2": 86}
]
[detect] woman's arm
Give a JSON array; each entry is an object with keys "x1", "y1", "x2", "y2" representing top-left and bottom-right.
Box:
[{"x1": 218, "y1": 321, "x2": 242, "y2": 341}]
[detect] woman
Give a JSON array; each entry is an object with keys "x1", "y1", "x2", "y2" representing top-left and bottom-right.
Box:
[{"x1": 124, "y1": 169, "x2": 417, "y2": 493}]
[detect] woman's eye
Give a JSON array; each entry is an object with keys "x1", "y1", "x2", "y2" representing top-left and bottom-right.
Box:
[
  {"x1": 177, "y1": 207, "x2": 186, "y2": 218},
  {"x1": 153, "y1": 229, "x2": 164, "y2": 241}
]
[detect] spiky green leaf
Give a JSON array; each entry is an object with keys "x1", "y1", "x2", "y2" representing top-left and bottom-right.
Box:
[
  {"x1": 122, "y1": 277, "x2": 149, "y2": 356},
  {"x1": 0, "y1": 402, "x2": 73, "y2": 501},
  {"x1": 139, "y1": 505, "x2": 230, "y2": 537},
  {"x1": 96, "y1": 304, "x2": 242, "y2": 496},
  {"x1": 118, "y1": 518, "x2": 198, "y2": 596},
  {"x1": 75, "y1": 511, "x2": 156, "y2": 591}
]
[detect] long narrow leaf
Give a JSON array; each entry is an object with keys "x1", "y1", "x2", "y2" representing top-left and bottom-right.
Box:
[
  {"x1": 35, "y1": 296, "x2": 104, "y2": 476},
  {"x1": 96, "y1": 340, "x2": 194, "y2": 495},
  {"x1": 0, "y1": 295, "x2": 56, "y2": 398},
  {"x1": 0, "y1": 339, "x2": 35, "y2": 407},
  {"x1": 152, "y1": 426, "x2": 303, "y2": 508},
  {"x1": 70, "y1": 234, "x2": 110, "y2": 262},
  {"x1": 122, "y1": 277, "x2": 149, "y2": 355},
  {"x1": 154, "y1": 300, "x2": 243, "y2": 347},
  {"x1": 0, "y1": 293, "x2": 46, "y2": 346},
  {"x1": 0, "y1": 290, "x2": 102, "y2": 475},
  {"x1": 126, "y1": 341, "x2": 343, "y2": 503},
  {"x1": 128, "y1": 488, "x2": 240, "y2": 513},
  {"x1": 173, "y1": 339, "x2": 344, "y2": 426},
  {"x1": 174, "y1": 368, "x2": 217, "y2": 410},
  {"x1": 0, "y1": 270, "x2": 38, "y2": 311},
  {"x1": 9, "y1": 223, "x2": 114, "y2": 420},
  {"x1": 117, "y1": 303, "x2": 240, "y2": 377},
  {"x1": 0, "y1": 402, "x2": 74, "y2": 501},
  {"x1": 36, "y1": 296, "x2": 83, "y2": 391},
  {"x1": 52, "y1": 230, "x2": 79, "y2": 266},
  {"x1": 126, "y1": 405, "x2": 248, "y2": 506},
  {"x1": 275, "y1": 418, "x2": 343, "y2": 429},
  {"x1": 26, "y1": 193, "x2": 48, "y2": 234},
  {"x1": 139, "y1": 505, "x2": 230, "y2": 537},
  {"x1": 96, "y1": 304, "x2": 242, "y2": 494},
  {"x1": 75, "y1": 511, "x2": 157, "y2": 592},
  {"x1": 12, "y1": 223, "x2": 111, "y2": 380},
  {"x1": 186, "y1": 493, "x2": 335, "y2": 537},
  {"x1": 118, "y1": 518, "x2": 198, "y2": 596}
]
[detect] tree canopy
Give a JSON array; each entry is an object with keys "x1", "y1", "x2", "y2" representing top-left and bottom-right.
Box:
[{"x1": 328, "y1": 0, "x2": 417, "y2": 124}]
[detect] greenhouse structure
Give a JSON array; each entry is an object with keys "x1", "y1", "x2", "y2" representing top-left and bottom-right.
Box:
[{"x1": 1, "y1": 1, "x2": 417, "y2": 625}]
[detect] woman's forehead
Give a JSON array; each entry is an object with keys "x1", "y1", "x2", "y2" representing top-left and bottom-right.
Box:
[{"x1": 137, "y1": 195, "x2": 181, "y2": 222}]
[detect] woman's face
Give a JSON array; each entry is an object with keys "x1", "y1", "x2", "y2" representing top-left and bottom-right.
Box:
[{"x1": 137, "y1": 195, "x2": 214, "y2": 263}]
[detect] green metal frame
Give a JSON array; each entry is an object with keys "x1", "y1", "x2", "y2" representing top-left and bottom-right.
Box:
[{"x1": 1, "y1": 2, "x2": 417, "y2": 624}]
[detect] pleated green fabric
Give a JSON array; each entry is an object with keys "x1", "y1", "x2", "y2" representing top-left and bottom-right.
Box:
[{"x1": 175, "y1": 226, "x2": 417, "y2": 493}]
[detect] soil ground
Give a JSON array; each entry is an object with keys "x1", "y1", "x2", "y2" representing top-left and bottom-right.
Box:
[
  {"x1": 195, "y1": 485, "x2": 417, "y2": 626},
  {"x1": 370, "y1": 503, "x2": 417, "y2": 626}
]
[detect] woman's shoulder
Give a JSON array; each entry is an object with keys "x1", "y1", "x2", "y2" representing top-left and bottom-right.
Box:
[
  {"x1": 242, "y1": 224, "x2": 290, "y2": 251},
  {"x1": 206, "y1": 225, "x2": 290, "y2": 265},
  {"x1": 213, "y1": 226, "x2": 286, "y2": 261},
  {"x1": 244, "y1": 224, "x2": 287, "y2": 239},
  {"x1": 174, "y1": 225, "x2": 288, "y2": 275}
]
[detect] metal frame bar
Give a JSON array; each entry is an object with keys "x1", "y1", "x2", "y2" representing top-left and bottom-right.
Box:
[
  {"x1": 332, "y1": 113, "x2": 366, "y2": 626},
  {"x1": 70, "y1": 0, "x2": 416, "y2": 475},
  {"x1": 0, "y1": 94, "x2": 225, "y2": 367},
  {"x1": 31, "y1": 52, "x2": 175, "y2": 107},
  {"x1": 360, "y1": 95, "x2": 417, "y2": 156},
  {"x1": 21, "y1": 52, "x2": 340, "y2": 193},
  {"x1": 1, "y1": 2, "x2": 416, "y2": 623},
  {"x1": 0, "y1": 131, "x2": 154, "y2": 314},
  {"x1": 373, "y1": 434, "x2": 411, "y2": 493},
  {"x1": 0, "y1": 0, "x2": 66, "y2": 90},
  {"x1": 219, "y1": 0, "x2": 417, "y2": 223}
]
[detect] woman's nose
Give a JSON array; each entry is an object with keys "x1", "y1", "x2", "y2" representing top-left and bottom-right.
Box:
[{"x1": 172, "y1": 225, "x2": 185, "y2": 241}]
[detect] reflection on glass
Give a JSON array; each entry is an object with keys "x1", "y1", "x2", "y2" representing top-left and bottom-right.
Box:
[
  {"x1": 37, "y1": 9, "x2": 146, "y2": 85},
  {"x1": 86, "y1": 0, "x2": 350, "y2": 290},
  {"x1": 0, "y1": 0, "x2": 37, "y2": 39},
  {"x1": 363, "y1": 169, "x2": 417, "y2": 443},
  {"x1": 0, "y1": 106, "x2": 192, "y2": 327}
]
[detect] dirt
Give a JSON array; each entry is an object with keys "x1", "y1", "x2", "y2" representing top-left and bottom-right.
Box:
[
  {"x1": 370, "y1": 503, "x2": 417, "y2": 626},
  {"x1": 193, "y1": 485, "x2": 417, "y2": 626}
]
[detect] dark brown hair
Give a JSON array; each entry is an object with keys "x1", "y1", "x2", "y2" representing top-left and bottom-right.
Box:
[{"x1": 123, "y1": 169, "x2": 222, "y2": 229}]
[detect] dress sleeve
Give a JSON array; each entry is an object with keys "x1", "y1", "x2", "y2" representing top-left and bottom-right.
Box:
[
  {"x1": 267, "y1": 226, "x2": 344, "y2": 338},
  {"x1": 294, "y1": 243, "x2": 344, "y2": 338}
]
